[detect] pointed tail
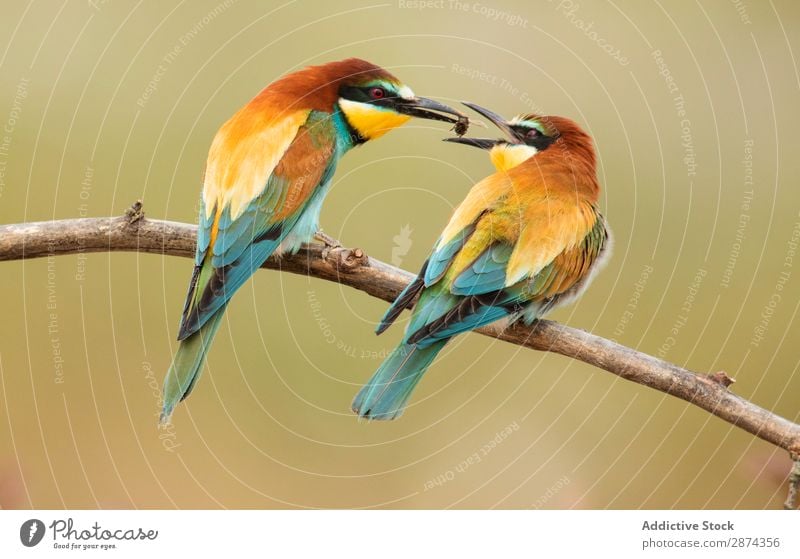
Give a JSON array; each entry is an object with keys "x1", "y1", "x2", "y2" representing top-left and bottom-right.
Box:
[
  {"x1": 352, "y1": 340, "x2": 446, "y2": 420},
  {"x1": 160, "y1": 305, "x2": 227, "y2": 425}
]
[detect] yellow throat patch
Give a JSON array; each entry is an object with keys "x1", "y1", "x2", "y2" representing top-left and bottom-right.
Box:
[
  {"x1": 338, "y1": 99, "x2": 411, "y2": 140},
  {"x1": 489, "y1": 143, "x2": 538, "y2": 172}
]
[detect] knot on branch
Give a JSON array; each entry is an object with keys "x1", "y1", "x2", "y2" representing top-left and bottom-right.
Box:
[
  {"x1": 124, "y1": 200, "x2": 145, "y2": 226},
  {"x1": 707, "y1": 370, "x2": 735, "y2": 388},
  {"x1": 325, "y1": 246, "x2": 368, "y2": 272}
]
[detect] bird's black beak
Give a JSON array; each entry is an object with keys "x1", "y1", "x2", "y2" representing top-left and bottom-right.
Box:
[
  {"x1": 462, "y1": 102, "x2": 517, "y2": 138},
  {"x1": 443, "y1": 101, "x2": 519, "y2": 150},
  {"x1": 392, "y1": 96, "x2": 468, "y2": 125},
  {"x1": 442, "y1": 137, "x2": 500, "y2": 149}
]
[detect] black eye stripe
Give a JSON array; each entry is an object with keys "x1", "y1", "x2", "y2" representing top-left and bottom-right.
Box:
[
  {"x1": 339, "y1": 84, "x2": 399, "y2": 105},
  {"x1": 364, "y1": 86, "x2": 402, "y2": 101},
  {"x1": 510, "y1": 124, "x2": 556, "y2": 150},
  {"x1": 512, "y1": 124, "x2": 539, "y2": 137}
]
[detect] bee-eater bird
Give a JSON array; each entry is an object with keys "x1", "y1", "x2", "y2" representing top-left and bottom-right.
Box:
[
  {"x1": 353, "y1": 102, "x2": 610, "y2": 420},
  {"x1": 161, "y1": 58, "x2": 466, "y2": 423}
]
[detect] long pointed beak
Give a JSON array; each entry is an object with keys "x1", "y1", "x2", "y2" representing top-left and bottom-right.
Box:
[
  {"x1": 442, "y1": 137, "x2": 500, "y2": 149},
  {"x1": 394, "y1": 96, "x2": 467, "y2": 124},
  {"x1": 461, "y1": 101, "x2": 517, "y2": 140}
]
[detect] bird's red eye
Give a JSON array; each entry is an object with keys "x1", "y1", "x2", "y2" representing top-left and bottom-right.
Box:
[
  {"x1": 369, "y1": 87, "x2": 386, "y2": 99},
  {"x1": 526, "y1": 128, "x2": 539, "y2": 138}
]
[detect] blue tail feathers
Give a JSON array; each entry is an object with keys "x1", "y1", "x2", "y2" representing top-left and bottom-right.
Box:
[{"x1": 352, "y1": 340, "x2": 446, "y2": 420}]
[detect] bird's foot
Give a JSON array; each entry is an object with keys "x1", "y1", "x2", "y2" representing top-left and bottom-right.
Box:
[
  {"x1": 312, "y1": 230, "x2": 367, "y2": 270},
  {"x1": 315, "y1": 230, "x2": 342, "y2": 259}
]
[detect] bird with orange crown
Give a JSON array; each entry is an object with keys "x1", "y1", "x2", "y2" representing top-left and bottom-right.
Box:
[
  {"x1": 161, "y1": 58, "x2": 467, "y2": 423},
  {"x1": 354, "y1": 102, "x2": 610, "y2": 420}
]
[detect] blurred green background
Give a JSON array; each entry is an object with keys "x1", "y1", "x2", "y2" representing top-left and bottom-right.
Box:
[{"x1": 1, "y1": 0, "x2": 799, "y2": 509}]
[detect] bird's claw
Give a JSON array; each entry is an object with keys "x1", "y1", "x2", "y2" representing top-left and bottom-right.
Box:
[{"x1": 315, "y1": 230, "x2": 342, "y2": 259}]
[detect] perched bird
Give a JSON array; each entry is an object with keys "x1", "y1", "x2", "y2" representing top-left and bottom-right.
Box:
[
  {"x1": 353, "y1": 102, "x2": 610, "y2": 420},
  {"x1": 161, "y1": 58, "x2": 466, "y2": 423}
]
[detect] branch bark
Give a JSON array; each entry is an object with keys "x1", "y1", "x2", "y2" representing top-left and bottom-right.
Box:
[
  {"x1": 2, "y1": 204, "x2": 800, "y2": 464},
  {"x1": 785, "y1": 456, "x2": 800, "y2": 510}
]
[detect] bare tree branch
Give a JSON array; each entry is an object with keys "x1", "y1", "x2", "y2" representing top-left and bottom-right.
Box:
[
  {"x1": 2, "y1": 204, "x2": 799, "y2": 468},
  {"x1": 785, "y1": 456, "x2": 800, "y2": 510}
]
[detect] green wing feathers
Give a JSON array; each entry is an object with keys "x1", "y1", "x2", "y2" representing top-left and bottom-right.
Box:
[{"x1": 161, "y1": 305, "x2": 226, "y2": 424}]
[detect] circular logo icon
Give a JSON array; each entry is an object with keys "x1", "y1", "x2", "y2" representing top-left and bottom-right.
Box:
[{"x1": 20, "y1": 519, "x2": 45, "y2": 547}]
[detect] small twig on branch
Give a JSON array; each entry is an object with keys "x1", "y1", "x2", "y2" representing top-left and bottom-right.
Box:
[
  {"x1": 2, "y1": 204, "x2": 800, "y2": 503},
  {"x1": 785, "y1": 456, "x2": 800, "y2": 510}
]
